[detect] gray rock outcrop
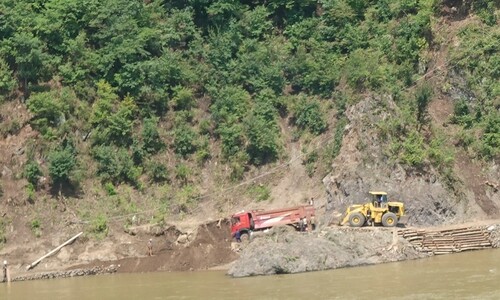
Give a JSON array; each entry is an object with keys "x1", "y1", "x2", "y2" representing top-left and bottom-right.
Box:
[{"x1": 227, "y1": 226, "x2": 425, "y2": 277}]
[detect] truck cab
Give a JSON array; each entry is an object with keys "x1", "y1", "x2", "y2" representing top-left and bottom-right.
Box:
[{"x1": 230, "y1": 212, "x2": 254, "y2": 238}]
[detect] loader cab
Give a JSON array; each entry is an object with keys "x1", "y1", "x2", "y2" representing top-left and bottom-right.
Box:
[{"x1": 370, "y1": 191, "x2": 388, "y2": 208}]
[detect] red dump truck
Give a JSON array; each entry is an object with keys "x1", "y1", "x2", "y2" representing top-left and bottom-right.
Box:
[{"x1": 230, "y1": 205, "x2": 315, "y2": 241}]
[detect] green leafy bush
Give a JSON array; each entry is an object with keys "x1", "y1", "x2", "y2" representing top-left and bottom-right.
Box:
[
  {"x1": 292, "y1": 97, "x2": 327, "y2": 135},
  {"x1": 27, "y1": 90, "x2": 70, "y2": 133},
  {"x1": 0, "y1": 58, "x2": 16, "y2": 100},
  {"x1": 146, "y1": 161, "x2": 169, "y2": 183},
  {"x1": 245, "y1": 98, "x2": 281, "y2": 165},
  {"x1": 142, "y1": 117, "x2": 164, "y2": 155},
  {"x1": 247, "y1": 184, "x2": 271, "y2": 202},
  {"x1": 104, "y1": 182, "x2": 117, "y2": 196},
  {"x1": 26, "y1": 183, "x2": 36, "y2": 203},
  {"x1": 217, "y1": 123, "x2": 245, "y2": 158},
  {"x1": 24, "y1": 160, "x2": 42, "y2": 186},
  {"x1": 415, "y1": 83, "x2": 432, "y2": 127},
  {"x1": 345, "y1": 49, "x2": 385, "y2": 91},
  {"x1": 303, "y1": 150, "x2": 319, "y2": 177},
  {"x1": 195, "y1": 136, "x2": 211, "y2": 165},
  {"x1": 172, "y1": 86, "x2": 195, "y2": 111},
  {"x1": 400, "y1": 131, "x2": 426, "y2": 167},
  {"x1": 231, "y1": 39, "x2": 286, "y2": 94},
  {"x1": 175, "y1": 163, "x2": 191, "y2": 186},
  {"x1": 427, "y1": 134, "x2": 454, "y2": 169},
  {"x1": 103, "y1": 97, "x2": 136, "y2": 146},
  {"x1": 211, "y1": 86, "x2": 251, "y2": 125},
  {"x1": 479, "y1": 113, "x2": 500, "y2": 159},
  {"x1": 48, "y1": 145, "x2": 77, "y2": 186},
  {"x1": 30, "y1": 218, "x2": 42, "y2": 238},
  {"x1": 286, "y1": 43, "x2": 342, "y2": 96},
  {"x1": 93, "y1": 145, "x2": 140, "y2": 185},
  {"x1": 173, "y1": 125, "x2": 197, "y2": 157},
  {"x1": 90, "y1": 214, "x2": 108, "y2": 238}
]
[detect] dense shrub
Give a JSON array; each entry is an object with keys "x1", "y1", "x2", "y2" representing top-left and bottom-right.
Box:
[
  {"x1": 24, "y1": 160, "x2": 42, "y2": 186},
  {"x1": 217, "y1": 123, "x2": 245, "y2": 158},
  {"x1": 245, "y1": 98, "x2": 281, "y2": 165},
  {"x1": 173, "y1": 125, "x2": 197, "y2": 157},
  {"x1": 172, "y1": 86, "x2": 195, "y2": 111},
  {"x1": 146, "y1": 161, "x2": 169, "y2": 183},
  {"x1": 27, "y1": 90, "x2": 70, "y2": 133},
  {"x1": 0, "y1": 58, "x2": 16, "y2": 100},
  {"x1": 142, "y1": 117, "x2": 164, "y2": 155},
  {"x1": 292, "y1": 97, "x2": 327, "y2": 135},
  {"x1": 400, "y1": 131, "x2": 426, "y2": 167},
  {"x1": 92, "y1": 145, "x2": 140, "y2": 185},
  {"x1": 415, "y1": 83, "x2": 432, "y2": 128},
  {"x1": 211, "y1": 86, "x2": 251, "y2": 125},
  {"x1": 48, "y1": 144, "x2": 77, "y2": 187}
]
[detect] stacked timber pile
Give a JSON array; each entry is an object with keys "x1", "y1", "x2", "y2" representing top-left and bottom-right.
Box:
[{"x1": 398, "y1": 226, "x2": 492, "y2": 255}]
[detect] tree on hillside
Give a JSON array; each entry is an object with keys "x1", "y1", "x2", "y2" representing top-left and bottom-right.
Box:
[
  {"x1": 48, "y1": 142, "x2": 77, "y2": 193},
  {"x1": 415, "y1": 83, "x2": 432, "y2": 130}
]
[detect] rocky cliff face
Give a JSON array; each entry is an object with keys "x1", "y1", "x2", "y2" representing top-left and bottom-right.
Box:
[{"x1": 321, "y1": 97, "x2": 497, "y2": 226}]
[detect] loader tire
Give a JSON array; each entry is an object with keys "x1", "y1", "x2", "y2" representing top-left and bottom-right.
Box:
[
  {"x1": 348, "y1": 212, "x2": 366, "y2": 227},
  {"x1": 382, "y1": 212, "x2": 398, "y2": 227}
]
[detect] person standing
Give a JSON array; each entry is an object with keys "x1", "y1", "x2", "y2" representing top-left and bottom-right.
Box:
[
  {"x1": 235, "y1": 231, "x2": 241, "y2": 243},
  {"x1": 310, "y1": 215, "x2": 316, "y2": 231},
  {"x1": 303, "y1": 216, "x2": 308, "y2": 232},
  {"x1": 2, "y1": 261, "x2": 9, "y2": 283},
  {"x1": 147, "y1": 239, "x2": 153, "y2": 256}
]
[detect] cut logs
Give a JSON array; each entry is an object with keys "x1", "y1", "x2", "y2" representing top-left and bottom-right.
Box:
[{"x1": 398, "y1": 226, "x2": 493, "y2": 255}]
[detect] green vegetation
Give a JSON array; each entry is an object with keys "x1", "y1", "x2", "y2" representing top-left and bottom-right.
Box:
[
  {"x1": 24, "y1": 160, "x2": 42, "y2": 187},
  {"x1": 449, "y1": 20, "x2": 500, "y2": 160},
  {"x1": 0, "y1": 0, "x2": 497, "y2": 213},
  {"x1": 48, "y1": 142, "x2": 77, "y2": 188},
  {"x1": 247, "y1": 184, "x2": 271, "y2": 202},
  {"x1": 30, "y1": 218, "x2": 42, "y2": 238},
  {"x1": 0, "y1": 219, "x2": 7, "y2": 245},
  {"x1": 90, "y1": 214, "x2": 109, "y2": 239}
]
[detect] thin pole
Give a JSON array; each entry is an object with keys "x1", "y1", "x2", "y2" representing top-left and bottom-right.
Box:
[{"x1": 26, "y1": 232, "x2": 83, "y2": 271}]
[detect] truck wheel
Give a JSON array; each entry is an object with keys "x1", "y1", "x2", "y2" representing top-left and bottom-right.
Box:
[
  {"x1": 382, "y1": 212, "x2": 397, "y2": 227},
  {"x1": 240, "y1": 232, "x2": 250, "y2": 244},
  {"x1": 348, "y1": 212, "x2": 366, "y2": 227}
]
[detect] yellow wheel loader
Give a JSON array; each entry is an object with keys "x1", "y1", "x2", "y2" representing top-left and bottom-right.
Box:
[{"x1": 340, "y1": 191, "x2": 405, "y2": 227}]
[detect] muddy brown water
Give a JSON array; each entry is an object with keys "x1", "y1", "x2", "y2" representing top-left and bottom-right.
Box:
[{"x1": 2, "y1": 249, "x2": 500, "y2": 299}]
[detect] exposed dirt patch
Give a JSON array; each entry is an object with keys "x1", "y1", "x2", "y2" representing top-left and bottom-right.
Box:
[{"x1": 454, "y1": 151, "x2": 499, "y2": 218}]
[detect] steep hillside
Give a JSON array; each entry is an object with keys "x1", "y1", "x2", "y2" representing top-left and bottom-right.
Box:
[
  {"x1": 0, "y1": 0, "x2": 498, "y2": 273},
  {"x1": 324, "y1": 2, "x2": 499, "y2": 225}
]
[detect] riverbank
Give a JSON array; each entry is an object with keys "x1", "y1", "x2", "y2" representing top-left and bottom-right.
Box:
[
  {"x1": 227, "y1": 222, "x2": 500, "y2": 277},
  {"x1": 3, "y1": 221, "x2": 500, "y2": 282}
]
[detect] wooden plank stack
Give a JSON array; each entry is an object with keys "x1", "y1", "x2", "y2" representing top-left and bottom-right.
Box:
[{"x1": 398, "y1": 226, "x2": 492, "y2": 255}]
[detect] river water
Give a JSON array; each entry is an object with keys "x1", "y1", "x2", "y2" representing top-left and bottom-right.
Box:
[{"x1": 2, "y1": 249, "x2": 500, "y2": 300}]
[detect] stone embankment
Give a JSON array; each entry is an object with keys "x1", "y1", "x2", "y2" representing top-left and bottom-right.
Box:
[
  {"x1": 11, "y1": 264, "x2": 119, "y2": 282},
  {"x1": 227, "y1": 226, "x2": 427, "y2": 278},
  {"x1": 228, "y1": 223, "x2": 500, "y2": 278}
]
